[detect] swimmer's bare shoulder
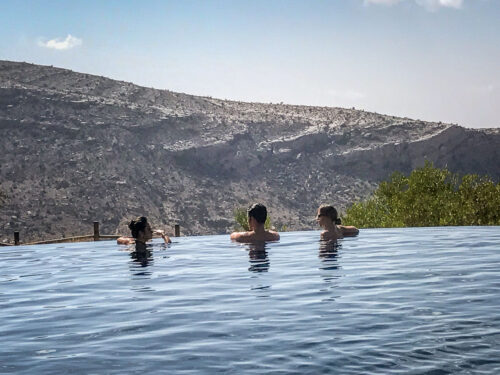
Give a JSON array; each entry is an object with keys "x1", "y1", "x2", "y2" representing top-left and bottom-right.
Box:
[{"x1": 230, "y1": 230, "x2": 280, "y2": 242}]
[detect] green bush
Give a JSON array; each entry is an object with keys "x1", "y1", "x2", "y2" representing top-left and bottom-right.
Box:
[
  {"x1": 233, "y1": 207, "x2": 272, "y2": 231},
  {"x1": 233, "y1": 207, "x2": 250, "y2": 231},
  {"x1": 342, "y1": 161, "x2": 500, "y2": 228}
]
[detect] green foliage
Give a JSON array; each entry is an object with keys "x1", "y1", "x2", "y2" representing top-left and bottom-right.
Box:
[
  {"x1": 233, "y1": 207, "x2": 272, "y2": 231},
  {"x1": 265, "y1": 216, "x2": 271, "y2": 230},
  {"x1": 342, "y1": 161, "x2": 500, "y2": 228},
  {"x1": 234, "y1": 207, "x2": 250, "y2": 231}
]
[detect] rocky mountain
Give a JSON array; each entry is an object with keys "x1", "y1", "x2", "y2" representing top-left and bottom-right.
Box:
[{"x1": 1, "y1": 60, "x2": 499, "y2": 243}]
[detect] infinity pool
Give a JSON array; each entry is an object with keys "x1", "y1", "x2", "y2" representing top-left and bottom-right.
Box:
[{"x1": 2, "y1": 227, "x2": 500, "y2": 374}]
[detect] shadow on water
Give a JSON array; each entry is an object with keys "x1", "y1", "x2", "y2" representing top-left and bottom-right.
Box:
[{"x1": 246, "y1": 242, "x2": 270, "y2": 273}]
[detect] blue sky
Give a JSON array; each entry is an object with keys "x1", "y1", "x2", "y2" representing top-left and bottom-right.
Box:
[{"x1": 1, "y1": 0, "x2": 499, "y2": 128}]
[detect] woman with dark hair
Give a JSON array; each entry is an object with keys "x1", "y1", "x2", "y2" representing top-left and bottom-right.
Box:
[
  {"x1": 316, "y1": 205, "x2": 359, "y2": 241},
  {"x1": 117, "y1": 216, "x2": 171, "y2": 247}
]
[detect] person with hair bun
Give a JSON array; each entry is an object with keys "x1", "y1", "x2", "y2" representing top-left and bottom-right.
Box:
[
  {"x1": 117, "y1": 216, "x2": 171, "y2": 247},
  {"x1": 316, "y1": 205, "x2": 359, "y2": 241}
]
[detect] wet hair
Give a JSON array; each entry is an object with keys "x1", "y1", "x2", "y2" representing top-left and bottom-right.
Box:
[
  {"x1": 129, "y1": 216, "x2": 148, "y2": 238},
  {"x1": 247, "y1": 203, "x2": 267, "y2": 224},
  {"x1": 319, "y1": 205, "x2": 341, "y2": 225}
]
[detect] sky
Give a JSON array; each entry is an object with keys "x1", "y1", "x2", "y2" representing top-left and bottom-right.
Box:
[{"x1": 1, "y1": 0, "x2": 499, "y2": 128}]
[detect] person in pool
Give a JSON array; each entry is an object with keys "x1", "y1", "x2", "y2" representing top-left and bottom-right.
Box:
[
  {"x1": 316, "y1": 205, "x2": 359, "y2": 241},
  {"x1": 117, "y1": 216, "x2": 171, "y2": 247},
  {"x1": 230, "y1": 203, "x2": 280, "y2": 243}
]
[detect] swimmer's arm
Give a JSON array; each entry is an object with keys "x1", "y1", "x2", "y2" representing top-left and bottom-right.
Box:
[
  {"x1": 230, "y1": 231, "x2": 253, "y2": 242},
  {"x1": 117, "y1": 236, "x2": 134, "y2": 245},
  {"x1": 154, "y1": 230, "x2": 172, "y2": 244},
  {"x1": 161, "y1": 234, "x2": 172, "y2": 244},
  {"x1": 268, "y1": 230, "x2": 280, "y2": 241},
  {"x1": 340, "y1": 225, "x2": 359, "y2": 237}
]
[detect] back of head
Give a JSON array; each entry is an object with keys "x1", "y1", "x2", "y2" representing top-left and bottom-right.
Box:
[
  {"x1": 129, "y1": 216, "x2": 148, "y2": 238},
  {"x1": 319, "y1": 205, "x2": 341, "y2": 225},
  {"x1": 247, "y1": 203, "x2": 267, "y2": 224}
]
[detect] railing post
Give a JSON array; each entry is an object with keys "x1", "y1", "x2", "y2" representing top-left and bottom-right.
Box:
[
  {"x1": 93, "y1": 222, "x2": 100, "y2": 241},
  {"x1": 174, "y1": 224, "x2": 180, "y2": 237},
  {"x1": 14, "y1": 231, "x2": 20, "y2": 245}
]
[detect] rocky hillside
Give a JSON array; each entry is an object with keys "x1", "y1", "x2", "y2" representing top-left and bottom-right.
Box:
[{"x1": 1, "y1": 60, "x2": 499, "y2": 243}]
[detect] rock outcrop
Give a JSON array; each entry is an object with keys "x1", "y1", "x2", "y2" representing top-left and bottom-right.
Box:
[{"x1": 1, "y1": 60, "x2": 499, "y2": 242}]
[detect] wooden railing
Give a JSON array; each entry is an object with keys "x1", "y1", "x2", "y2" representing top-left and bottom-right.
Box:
[{"x1": 1, "y1": 222, "x2": 181, "y2": 246}]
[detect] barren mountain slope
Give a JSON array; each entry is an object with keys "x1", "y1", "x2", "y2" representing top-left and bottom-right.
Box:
[{"x1": 1, "y1": 61, "x2": 499, "y2": 242}]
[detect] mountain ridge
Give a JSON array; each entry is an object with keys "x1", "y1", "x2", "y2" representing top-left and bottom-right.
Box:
[{"x1": 1, "y1": 60, "x2": 499, "y2": 243}]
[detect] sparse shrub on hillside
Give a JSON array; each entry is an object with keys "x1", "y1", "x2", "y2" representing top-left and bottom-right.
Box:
[
  {"x1": 342, "y1": 161, "x2": 500, "y2": 228},
  {"x1": 0, "y1": 191, "x2": 5, "y2": 208},
  {"x1": 233, "y1": 207, "x2": 272, "y2": 231},
  {"x1": 277, "y1": 224, "x2": 288, "y2": 232}
]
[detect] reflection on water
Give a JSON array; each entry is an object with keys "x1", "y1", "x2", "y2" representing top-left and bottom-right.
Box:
[
  {"x1": 128, "y1": 242, "x2": 168, "y2": 269},
  {"x1": 129, "y1": 244, "x2": 154, "y2": 278},
  {"x1": 318, "y1": 240, "x2": 341, "y2": 285},
  {"x1": 128, "y1": 242, "x2": 169, "y2": 280},
  {"x1": 130, "y1": 248, "x2": 153, "y2": 267},
  {"x1": 319, "y1": 240, "x2": 340, "y2": 267},
  {"x1": 246, "y1": 242, "x2": 270, "y2": 273},
  {"x1": 128, "y1": 244, "x2": 157, "y2": 292}
]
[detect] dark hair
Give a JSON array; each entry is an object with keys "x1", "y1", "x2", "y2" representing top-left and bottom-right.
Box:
[
  {"x1": 319, "y1": 205, "x2": 341, "y2": 225},
  {"x1": 247, "y1": 203, "x2": 267, "y2": 224},
  {"x1": 129, "y1": 216, "x2": 148, "y2": 238}
]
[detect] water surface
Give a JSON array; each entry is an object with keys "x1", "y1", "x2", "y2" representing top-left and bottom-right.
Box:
[{"x1": 1, "y1": 227, "x2": 500, "y2": 374}]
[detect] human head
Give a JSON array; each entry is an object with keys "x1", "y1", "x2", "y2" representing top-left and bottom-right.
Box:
[
  {"x1": 247, "y1": 203, "x2": 267, "y2": 226},
  {"x1": 129, "y1": 216, "x2": 152, "y2": 242},
  {"x1": 317, "y1": 205, "x2": 341, "y2": 225}
]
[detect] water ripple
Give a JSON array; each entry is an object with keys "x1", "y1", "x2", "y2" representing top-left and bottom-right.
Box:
[{"x1": 1, "y1": 228, "x2": 500, "y2": 374}]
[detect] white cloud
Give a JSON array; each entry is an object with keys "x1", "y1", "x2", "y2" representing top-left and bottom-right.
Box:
[
  {"x1": 38, "y1": 34, "x2": 82, "y2": 50},
  {"x1": 415, "y1": 0, "x2": 463, "y2": 10},
  {"x1": 364, "y1": 0, "x2": 463, "y2": 10},
  {"x1": 440, "y1": 0, "x2": 463, "y2": 7}
]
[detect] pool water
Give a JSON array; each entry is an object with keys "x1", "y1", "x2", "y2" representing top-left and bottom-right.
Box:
[{"x1": 2, "y1": 227, "x2": 500, "y2": 374}]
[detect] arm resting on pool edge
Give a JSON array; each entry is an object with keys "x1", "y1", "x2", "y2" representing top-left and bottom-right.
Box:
[
  {"x1": 117, "y1": 233, "x2": 171, "y2": 244},
  {"x1": 340, "y1": 226, "x2": 359, "y2": 237},
  {"x1": 230, "y1": 231, "x2": 251, "y2": 242},
  {"x1": 117, "y1": 236, "x2": 135, "y2": 245}
]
